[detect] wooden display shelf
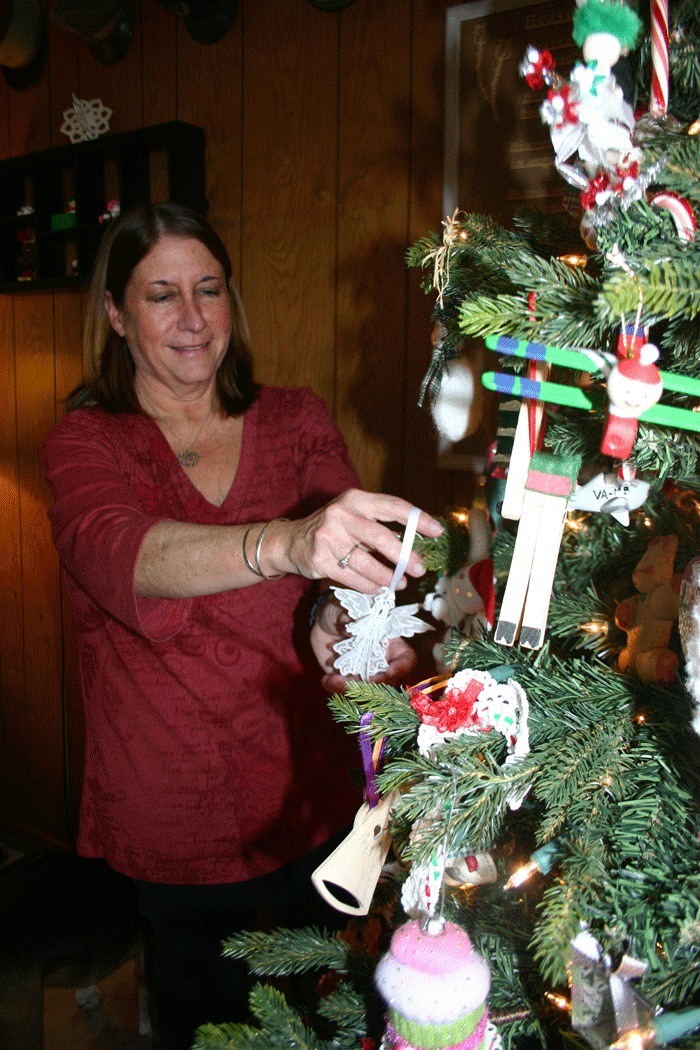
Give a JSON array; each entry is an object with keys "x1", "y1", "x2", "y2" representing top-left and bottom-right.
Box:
[{"x1": 0, "y1": 121, "x2": 206, "y2": 292}]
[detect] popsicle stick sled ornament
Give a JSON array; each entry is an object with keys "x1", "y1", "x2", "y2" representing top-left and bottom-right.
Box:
[
  {"x1": 495, "y1": 451, "x2": 581, "y2": 649},
  {"x1": 483, "y1": 335, "x2": 700, "y2": 458}
]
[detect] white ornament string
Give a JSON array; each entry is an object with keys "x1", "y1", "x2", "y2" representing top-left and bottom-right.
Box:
[
  {"x1": 390, "y1": 506, "x2": 422, "y2": 591},
  {"x1": 332, "y1": 507, "x2": 431, "y2": 679}
]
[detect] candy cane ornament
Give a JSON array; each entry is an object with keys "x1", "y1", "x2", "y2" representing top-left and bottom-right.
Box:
[
  {"x1": 650, "y1": 191, "x2": 697, "y2": 243},
  {"x1": 650, "y1": 0, "x2": 669, "y2": 117}
]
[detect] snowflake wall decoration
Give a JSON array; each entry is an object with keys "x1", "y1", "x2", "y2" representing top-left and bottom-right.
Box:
[{"x1": 60, "y1": 95, "x2": 112, "y2": 144}]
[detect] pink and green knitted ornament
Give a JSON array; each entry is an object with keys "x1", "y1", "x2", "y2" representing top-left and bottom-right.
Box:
[{"x1": 374, "y1": 919, "x2": 493, "y2": 1050}]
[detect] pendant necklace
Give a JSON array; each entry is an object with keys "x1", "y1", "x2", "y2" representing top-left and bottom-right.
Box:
[{"x1": 160, "y1": 407, "x2": 214, "y2": 468}]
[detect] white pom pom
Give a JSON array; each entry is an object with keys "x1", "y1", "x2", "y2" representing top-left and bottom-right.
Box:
[{"x1": 430, "y1": 359, "x2": 476, "y2": 445}]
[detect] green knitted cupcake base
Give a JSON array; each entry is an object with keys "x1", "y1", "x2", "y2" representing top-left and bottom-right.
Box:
[{"x1": 389, "y1": 1004, "x2": 485, "y2": 1049}]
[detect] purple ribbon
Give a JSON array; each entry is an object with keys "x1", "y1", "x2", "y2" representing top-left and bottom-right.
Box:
[{"x1": 359, "y1": 711, "x2": 385, "y2": 809}]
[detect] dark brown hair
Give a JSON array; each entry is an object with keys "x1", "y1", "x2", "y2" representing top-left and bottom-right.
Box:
[{"x1": 68, "y1": 202, "x2": 256, "y2": 415}]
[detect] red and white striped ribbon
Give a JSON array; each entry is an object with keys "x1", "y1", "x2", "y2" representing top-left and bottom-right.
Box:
[{"x1": 650, "y1": 0, "x2": 669, "y2": 117}]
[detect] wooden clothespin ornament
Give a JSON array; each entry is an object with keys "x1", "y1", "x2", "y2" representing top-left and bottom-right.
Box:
[
  {"x1": 495, "y1": 450, "x2": 581, "y2": 649},
  {"x1": 500, "y1": 363, "x2": 548, "y2": 522}
]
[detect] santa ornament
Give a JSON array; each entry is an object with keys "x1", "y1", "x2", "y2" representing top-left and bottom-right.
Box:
[
  {"x1": 601, "y1": 342, "x2": 663, "y2": 460},
  {"x1": 374, "y1": 918, "x2": 499, "y2": 1050}
]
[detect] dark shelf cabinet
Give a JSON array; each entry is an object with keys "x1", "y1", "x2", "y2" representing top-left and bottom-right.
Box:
[{"x1": 0, "y1": 122, "x2": 206, "y2": 293}]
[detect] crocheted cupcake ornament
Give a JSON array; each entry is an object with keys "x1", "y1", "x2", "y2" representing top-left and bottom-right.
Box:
[{"x1": 374, "y1": 919, "x2": 492, "y2": 1050}]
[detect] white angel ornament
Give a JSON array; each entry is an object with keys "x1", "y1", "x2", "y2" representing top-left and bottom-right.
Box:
[
  {"x1": 333, "y1": 585, "x2": 431, "y2": 679},
  {"x1": 332, "y1": 507, "x2": 432, "y2": 679}
]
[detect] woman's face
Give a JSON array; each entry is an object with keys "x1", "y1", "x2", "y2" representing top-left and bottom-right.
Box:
[{"x1": 105, "y1": 234, "x2": 232, "y2": 401}]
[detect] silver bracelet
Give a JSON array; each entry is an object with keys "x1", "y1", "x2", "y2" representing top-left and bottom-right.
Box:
[
  {"x1": 242, "y1": 525, "x2": 264, "y2": 578},
  {"x1": 254, "y1": 518, "x2": 289, "y2": 580}
]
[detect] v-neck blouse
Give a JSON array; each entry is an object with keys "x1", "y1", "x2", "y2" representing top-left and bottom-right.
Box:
[{"x1": 43, "y1": 386, "x2": 361, "y2": 884}]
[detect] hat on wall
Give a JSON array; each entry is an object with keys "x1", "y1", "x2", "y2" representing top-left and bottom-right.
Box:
[
  {"x1": 306, "y1": 0, "x2": 357, "y2": 9},
  {"x1": 50, "y1": 0, "x2": 134, "y2": 65},
  {"x1": 158, "y1": 0, "x2": 238, "y2": 45},
  {"x1": 0, "y1": 0, "x2": 48, "y2": 90}
]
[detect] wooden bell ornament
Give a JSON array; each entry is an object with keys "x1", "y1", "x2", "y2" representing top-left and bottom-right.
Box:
[{"x1": 312, "y1": 789, "x2": 398, "y2": 915}]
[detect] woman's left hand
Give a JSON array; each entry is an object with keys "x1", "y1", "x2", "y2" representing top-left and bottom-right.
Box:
[{"x1": 310, "y1": 591, "x2": 417, "y2": 694}]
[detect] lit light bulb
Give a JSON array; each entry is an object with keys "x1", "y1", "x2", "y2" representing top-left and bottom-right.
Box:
[
  {"x1": 544, "y1": 992, "x2": 571, "y2": 1012},
  {"x1": 557, "y1": 253, "x2": 588, "y2": 269},
  {"x1": 504, "y1": 859, "x2": 539, "y2": 889},
  {"x1": 505, "y1": 840, "x2": 561, "y2": 888},
  {"x1": 566, "y1": 514, "x2": 587, "y2": 532},
  {"x1": 611, "y1": 1027, "x2": 654, "y2": 1050},
  {"x1": 582, "y1": 620, "x2": 608, "y2": 635}
]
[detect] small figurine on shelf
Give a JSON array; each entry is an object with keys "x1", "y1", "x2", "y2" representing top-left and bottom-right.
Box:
[
  {"x1": 98, "y1": 198, "x2": 121, "y2": 224},
  {"x1": 16, "y1": 227, "x2": 36, "y2": 281},
  {"x1": 51, "y1": 198, "x2": 78, "y2": 231}
]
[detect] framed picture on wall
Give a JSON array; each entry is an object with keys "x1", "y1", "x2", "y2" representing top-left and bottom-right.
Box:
[
  {"x1": 443, "y1": 0, "x2": 576, "y2": 224},
  {"x1": 437, "y1": 0, "x2": 575, "y2": 471}
]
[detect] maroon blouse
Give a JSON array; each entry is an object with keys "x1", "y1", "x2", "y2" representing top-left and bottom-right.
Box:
[{"x1": 43, "y1": 386, "x2": 361, "y2": 884}]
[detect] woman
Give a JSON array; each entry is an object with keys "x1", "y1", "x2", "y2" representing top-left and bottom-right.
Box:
[{"x1": 43, "y1": 203, "x2": 441, "y2": 1049}]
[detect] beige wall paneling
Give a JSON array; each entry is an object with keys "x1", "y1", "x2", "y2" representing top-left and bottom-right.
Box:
[
  {"x1": 240, "y1": 1, "x2": 338, "y2": 403},
  {"x1": 0, "y1": 21, "x2": 20, "y2": 828},
  {"x1": 142, "y1": 0, "x2": 178, "y2": 128},
  {"x1": 14, "y1": 294, "x2": 64, "y2": 842},
  {"x1": 177, "y1": 7, "x2": 242, "y2": 283},
  {"x1": 404, "y1": 0, "x2": 462, "y2": 516},
  {"x1": 48, "y1": 22, "x2": 79, "y2": 147},
  {"x1": 0, "y1": 293, "x2": 28, "y2": 832},
  {"x1": 0, "y1": 30, "x2": 54, "y2": 840},
  {"x1": 6, "y1": 49, "x2": 51, "y2": 157},
  {"x1": 48, "y1": 25, "x2": 86, "y2": 842},
  {"x1": 76, "y1": 0, "x2": 144, "y2": 132},
  {"x1": 335, "y1": 0, "x2": 411, "y2": 494}
]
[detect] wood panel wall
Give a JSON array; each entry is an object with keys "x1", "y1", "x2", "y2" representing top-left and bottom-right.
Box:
[{"x1": 0, "y1": 0, "x2": 468, "y2": 848}]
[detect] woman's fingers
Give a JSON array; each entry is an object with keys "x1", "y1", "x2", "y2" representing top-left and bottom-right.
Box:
[
  {"x1": 278, "y1": 490, "x2": 442, "y2": 590},
  {"x1": 369, "y1": 637, "x2": 417, "y2": 685},
  {"x1": 313, "y1": 491, "x2": 442, "y2": 590},
  {"x1": 320, "y1": 638, "x2": 418, "y2": 694}
]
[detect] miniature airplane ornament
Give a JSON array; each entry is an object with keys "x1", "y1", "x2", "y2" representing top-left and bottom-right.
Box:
[{"x1": 569, "y1": 470, "x2": 650, "y2": 525}]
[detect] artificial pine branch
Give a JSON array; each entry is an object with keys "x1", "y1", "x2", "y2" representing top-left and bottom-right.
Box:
[{"x1": 222, "y1": 927, "x2": 348, "y2": 976}]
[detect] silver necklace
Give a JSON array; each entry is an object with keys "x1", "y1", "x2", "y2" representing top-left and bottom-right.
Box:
[{"x1": 159, "y1": 408, "x2": 214, "y2": 468}]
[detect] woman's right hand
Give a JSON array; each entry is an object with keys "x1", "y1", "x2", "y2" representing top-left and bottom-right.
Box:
[{"x1": 264, "y1": 489, "x2": 442, "y2": 594}]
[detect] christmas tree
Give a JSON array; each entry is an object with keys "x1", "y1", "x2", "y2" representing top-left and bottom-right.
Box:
[{"x1": 194, "y1": 2, "x2": 700, "y2": 1048}]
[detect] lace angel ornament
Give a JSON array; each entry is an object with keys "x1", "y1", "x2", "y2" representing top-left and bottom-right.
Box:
[
  {"x1": 333, "y1": 586, "x2": 431, "y2": 679},
  {"x1": 332, "y1": 507, "x2": 432, "y2": 679}
]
